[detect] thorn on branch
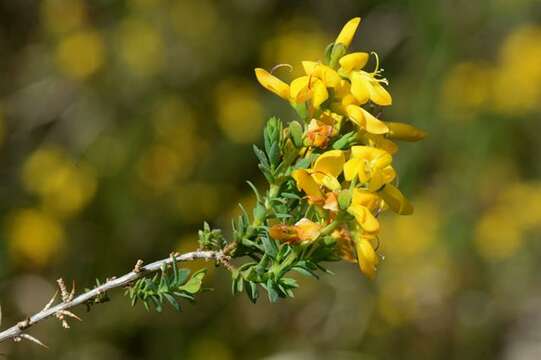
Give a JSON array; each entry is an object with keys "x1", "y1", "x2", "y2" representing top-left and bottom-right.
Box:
[
  {"x1": 133, "y1": 259, "x2": 144, "y2": 273},
  {"x1": 15, "y1": 334, "x2": 48, "y2": 349},
  {"x1": 57, "y1": 278, "x2": 69, "y2": 303},
  {"x1": 16, "y1": 318, "x2": 31, "y2": 330},
  {"x1": 42, "y1": 291, "x2": 58, "y2": 312}
]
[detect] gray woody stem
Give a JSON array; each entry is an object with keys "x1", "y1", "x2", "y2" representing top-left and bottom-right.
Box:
[{"x1": 0, "y1": 250, "x2": 221, "y2": 344}]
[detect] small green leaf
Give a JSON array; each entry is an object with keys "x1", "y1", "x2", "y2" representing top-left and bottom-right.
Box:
[{"x1": 180, "y1": 269, "x2": 207, "y2": 294}]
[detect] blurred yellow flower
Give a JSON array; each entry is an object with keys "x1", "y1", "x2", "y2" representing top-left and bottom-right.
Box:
[
  {"x1": 7, "y1": 209, "x2": 65, "y2": 266},
  {"x1": 442, "y1": 61, "x2": 494, "y2": 117},
  {"x1": 475, "y1": 207, "x2": 523, "y2": 261},
  {"x1": 137, "y1": 144, "x2": 182, "y2": 193},
  {"x1": 116, "y1": 18, "x2": 164, "y2": 76},
  {"x1": 493, "y1": 25, "x2": 541, "y2": 114},
  {"x1": 56, "y1": 29, "x2": 105, "y2": 79},
  {"x1": 215, "y1": 79, "x2": 264, "y2": 144},
  {"x1": 261, "y1": 19, "x2": 328, "y2": 78},
  {"x1": 22, "y1": 146, "x2": 97, "y2": 217}
]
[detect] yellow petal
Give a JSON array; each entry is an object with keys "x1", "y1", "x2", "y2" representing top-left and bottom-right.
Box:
[
  {"x1": 311, "y1": 80, "x2": 329, "y2": 109},
  {"x1": 335, "y1": 17, "x2": 361, "y2": 48},
  {"x1": 346, "y1": 105, "x2": 388, "y2": 134},
  {"x1": 355, "y1": 237, "x2": 378, "y2": 278},
  {"x1": 350, "y1": 72, "x2": 370, "y2": 104},
  {"x1": 254, "y1": 68, "x2": 290, "y2": 100},
  {"x1": 351, "y1": 145, "x2": 390, "y2": 165},
  {"x1": 343, "y1": 157, "x2": 362, "y2": 181},
  {"x1": 378, "y1": 183, "x2": 413, "y2": 215},
  {"x1": 361, "y1": 108, "x2": 389, "y2": 134},
  {"x1": 339, "y1": 52, "x2": 369, "y2": 72},
  {"x1": 313, "y1": 150, "x2": 345, "y2": 180},
  {"x1": 351, "y1": 189, "x2": 380, "y2": 210},
  {"x1": 369, "y1": 82, "x2": 392, "y2": 106},
  {"x1": 386, "y1": 122, "x2": 427, "y2": 141},
  {"x1": 292, "y1": 169, "x2": 322, "y2": 198},
  {"x1": 348, "y1": 204, "x2": 380, "y2": 233},
  {"x1": 303, "y1": 62, "x2": 341, "y2": 88},
  {"x1": 290, "y1": 76, "x2": 311, "y2": 102}
]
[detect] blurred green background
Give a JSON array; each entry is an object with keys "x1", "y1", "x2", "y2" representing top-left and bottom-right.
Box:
[{"x1": 1, "y1": 0, "x2": 540, "y2": 358}]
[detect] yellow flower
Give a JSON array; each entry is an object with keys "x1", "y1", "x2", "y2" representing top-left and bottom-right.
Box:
[
  {"x1": 335, "y1": 17, "x2": 361, "y2": 49},
  {"x1": 302, "y1": 61, "x2": 342, "y2": 88},
  {"x1": 350, "y1": 70, "x2": 392, "y2": 106},
  {"x1": 354, "y1": 234, "x2": 379, "y2": 278},
  {"x1": 254, "y1": 68, "x2": 290, "y2": 100},
  {"x1": 290, "y1": 75, "x2": 329, "y2": 109},
  {"x1": 343, "y1": 146, "x2": 396, "y2": 191},
  {"x1": 292, "y1": 150, "x2": 345, "y2": 200},
  {"x1": 346, "y1": 104, "x2": 389, "y2": 134},
  {"x1": 347, "y1": 188, "x2": 381, "y2": 234},
  {"x1": 269, "y1": 218, "x2": 322, "y2": 244}
]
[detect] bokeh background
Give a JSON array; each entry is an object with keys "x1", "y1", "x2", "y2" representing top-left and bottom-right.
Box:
[{"x1": 0, "y1": 0, "x2": 540, "y2": 358}]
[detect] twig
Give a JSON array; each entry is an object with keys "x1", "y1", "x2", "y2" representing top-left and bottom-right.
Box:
[{"x1": 0, "y1": 250, "x2": 221, "y2": 344}]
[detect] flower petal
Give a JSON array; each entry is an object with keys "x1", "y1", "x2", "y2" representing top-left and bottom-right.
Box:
[
  {"x1": 335, "y1": 17, "x2": 361, "y2": 48},
  {"x1": 378, "y1": 183, "x2": 414, "y2": 215},
  {"x1": 386, "y1": 122, "x2": 427, "y2": 141},
  {"x1": 255, "y1": 68, "x2": 290, "y2": 100},
  {"x1": 339, "y1": 52, "x2": 369, "y2": 72},
  {"x1": 313, "y1": 150, "x2": 345, "y2": 181},
  {"x1": 350, "y1": 72, "x2": 371, "y2": 104},
  {"x1": 290, "y1": 76, "x2": 311, "y2": 102},
  {"x1": 348, "y1": 204, "x2": 380, "y2": 233},
  {"x1": 361, "y1": 107, "x2": 389, "y2": 134},
  {"x1": 311, "y1": 80, "x2": 329, "y2": 109},
  {"x1": 351, "y1": 189, "x2": 381, "y2": 210},
  {"x1": 355, "y1": 237, "x2": 378, "y2": 279},
  {"x1": 369, "y1": 82, "x2": 392, "y2": 106},
  {"x1": 343, "y1": 157, "x2": 362, "y2": 181},
  {"x1": 292, "y1": 169, "x2": 322, "y2": 198}
]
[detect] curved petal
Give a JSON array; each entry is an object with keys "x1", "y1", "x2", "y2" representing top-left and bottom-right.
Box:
[
  {"x1": 311, "y1": 80, "x2": 329, "y2": 109},
  {"x1": 351, "y1": 189, "x2": 380, "y2": 210},
  {"x1": 346, "y1": 104, "x2": 365, "y2": 127},
  {"x1": 339, "y1": 52, "x2": 369, "y2": 72},
  {"x1": 290, "y1": 76, "x2": 311, "y2": 102},
  {"x1": 343, "y1": 157, "x2": 362, "y2": 181},
  {"x1": 313, "y1": 150, "x2": 345, "y2": 179},
  {"x1": 348, "y1": 204, "x2": 380, "y2": 233},
  {"x1": 350, "y1": 72, "x2": 370, "y2": 104},
  {"x1": 355, "y1": 237, "x2": 378, "y2": 278},
  {"x1": 369, "y1": 82, "x2": 392, "y2": 106},
  {"x1": 335, "y1": 17, "x2": 361, "y2": 48},
  {"x1": 378, "y1": 183, "x2": 414, "y2": 215},
  {"x1": 254, "y1": 68, "x2": 290, "y2": 100},
  {"x1": 361, "y1": 107, "x2": 389, "y2": 134},
  {"x1": 386, "y1": 122, "x2": 427, "y2": 141},
  {"x1": 292, "y1": 169, "x2": 322, "y2": 198}
]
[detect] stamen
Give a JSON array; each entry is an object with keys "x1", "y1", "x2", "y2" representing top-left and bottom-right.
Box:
[{"x1": 270, "y1": 63, "x2": 293, "y2": 74}]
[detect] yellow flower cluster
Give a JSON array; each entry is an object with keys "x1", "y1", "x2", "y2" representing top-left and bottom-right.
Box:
[{"x1": 255, "y1": 18, "x2": 425, "y2": 278}]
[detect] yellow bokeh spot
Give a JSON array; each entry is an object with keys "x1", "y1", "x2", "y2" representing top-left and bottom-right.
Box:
[
  {"x1": 493, "y1": 25, "x2": 541, "y2": 114},
  {"x1": 7, "y1": 209, "x2": 65, "y2": 266},
  {"x1": 137, "y1": 144, "x2": 183, "y2": 193},
  {"x1": 171, "y1": 0, "x2": 218, "y2": 44},
  {"x1": 21, "y1": 146, "x2": 97, "y2": 217},
  {"x1": 56, "y1": 29, "x2": 105, "y2": 79},
  {"x1": 262, "y1": 19, "x2": 328, "y2": 79},
  {"x1": 441, "y1": 61, "x2": 494, "y2": 118},
  {"x1": 116, "y1": 18, "x2": 164, "y2": 77},
  {"x1": 382, "y1": 198, "x2": 440, "y2": 258},
  {"x1": 475, "y1": 207, "x2": 522, "y2": 261},
  {"x1": 42, "y1": 0, "x2": 86, "y2": 35},
  {"x1": 215, "y1": 79, "x2": 264, "y2": 144}
]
